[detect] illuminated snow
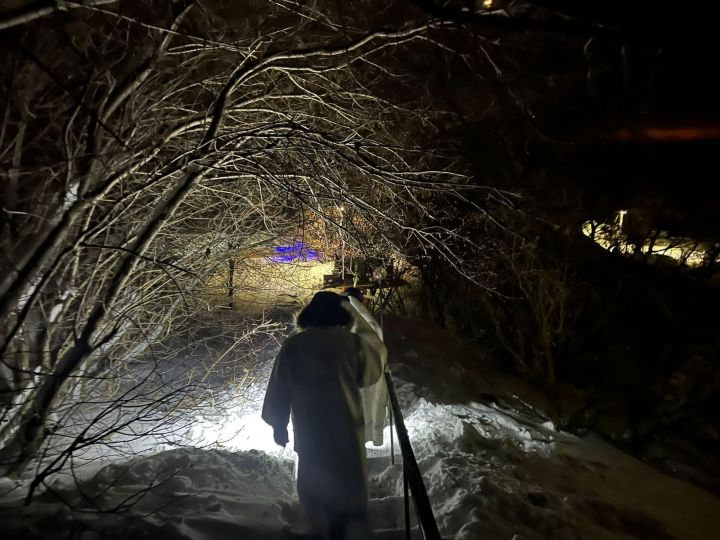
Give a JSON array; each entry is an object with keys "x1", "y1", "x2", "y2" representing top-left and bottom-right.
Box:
[
  {"x1": 187, "y1": 402, "x2": 295, "y2": 459},
  {"x1": 2, "y1": 336, "x2": 718, "y2": 539}
]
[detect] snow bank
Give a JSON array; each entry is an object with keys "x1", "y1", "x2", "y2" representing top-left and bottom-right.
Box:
[
  {"x1": 1, "y1": 448, "x2": 295, "y2": 540},
  {"x1": 80, "y1": 447, "x2": 294, "y2": 504},
  {"x1": 367, "y1": 390, "x2": 718, "y2": 540},
  {"x1": 3, "y1": 384, "x2": 718, "y2": 539}
]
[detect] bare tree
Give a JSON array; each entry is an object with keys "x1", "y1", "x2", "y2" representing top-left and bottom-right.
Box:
[{"x1": 0, "y1": 1, "x2": 485, "y2": 486}]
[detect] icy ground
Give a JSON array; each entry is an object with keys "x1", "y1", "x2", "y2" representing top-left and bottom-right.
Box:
[{"x1": 1, "y1": 317, "x2": 719, "y2": 539}]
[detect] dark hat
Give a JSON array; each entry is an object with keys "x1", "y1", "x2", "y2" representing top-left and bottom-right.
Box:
[{"x1": 296, "y1": 291, "x2": 352, "y2": 329}]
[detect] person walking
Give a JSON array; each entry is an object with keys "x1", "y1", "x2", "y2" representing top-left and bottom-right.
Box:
[{"x1": 262, "y1": 291, "x2": 385, "y2": 539}]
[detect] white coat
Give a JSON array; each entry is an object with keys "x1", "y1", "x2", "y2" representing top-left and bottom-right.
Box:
[{"x1": 262, "y1": 325, "x2": 385, "y2": 519}]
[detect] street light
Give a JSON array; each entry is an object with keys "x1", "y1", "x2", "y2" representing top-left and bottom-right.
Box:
[{"x1": 618, "y1": 209, "x2": 628, "y2": 229}]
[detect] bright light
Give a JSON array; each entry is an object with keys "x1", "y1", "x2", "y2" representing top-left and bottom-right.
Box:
[
  {"x1": 187, "y1": 402, "x2": 296, "y2": 458},
  {"x1": 483, "y1": 0, "x2": 493, "y2": 8},
  {"x1": 581, "y1": 216, "x2": 707, "y2": 267},
  {"x1": 618, "y1": 209, "x2": 628, "y2": 229}
]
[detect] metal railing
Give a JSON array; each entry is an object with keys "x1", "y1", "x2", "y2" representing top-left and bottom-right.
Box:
[
  {"x1": 385, "y1": 368, "x2": 441, "y2": 540},
  {"x1": 372, "y1": 279, "x2": 439, "y2": 539}
]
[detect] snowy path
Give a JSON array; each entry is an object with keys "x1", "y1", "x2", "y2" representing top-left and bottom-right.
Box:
[
  {"x1": 1, "y1": 385, "x2": 719, "y2": 539},
  {"x1": 2, "y1": 317, "x2": 719, "y2": 539}
]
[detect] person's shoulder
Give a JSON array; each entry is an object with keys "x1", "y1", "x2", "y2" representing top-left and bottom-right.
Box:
[{"x1": 280, "y1": 330, "x2": 306, "y2": 351}]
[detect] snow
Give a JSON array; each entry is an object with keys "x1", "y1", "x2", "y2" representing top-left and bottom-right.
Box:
[
  {"x1": 187, "y1": 403, "x2": 295, "y2": 457},
  {"x1": 1, "y1": 448, "x2": 296, "y2": 540},
  {"x1": 1, "y1": 318, "x2": 719, "y2": 539},
  {"x1": 363, "y1": 385, "x2": 718, "y2": 539}
]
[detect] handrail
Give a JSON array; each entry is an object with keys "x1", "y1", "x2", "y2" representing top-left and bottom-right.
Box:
[{"x1": 385, "y1": 368, "x2": 441, "y2": 540}]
